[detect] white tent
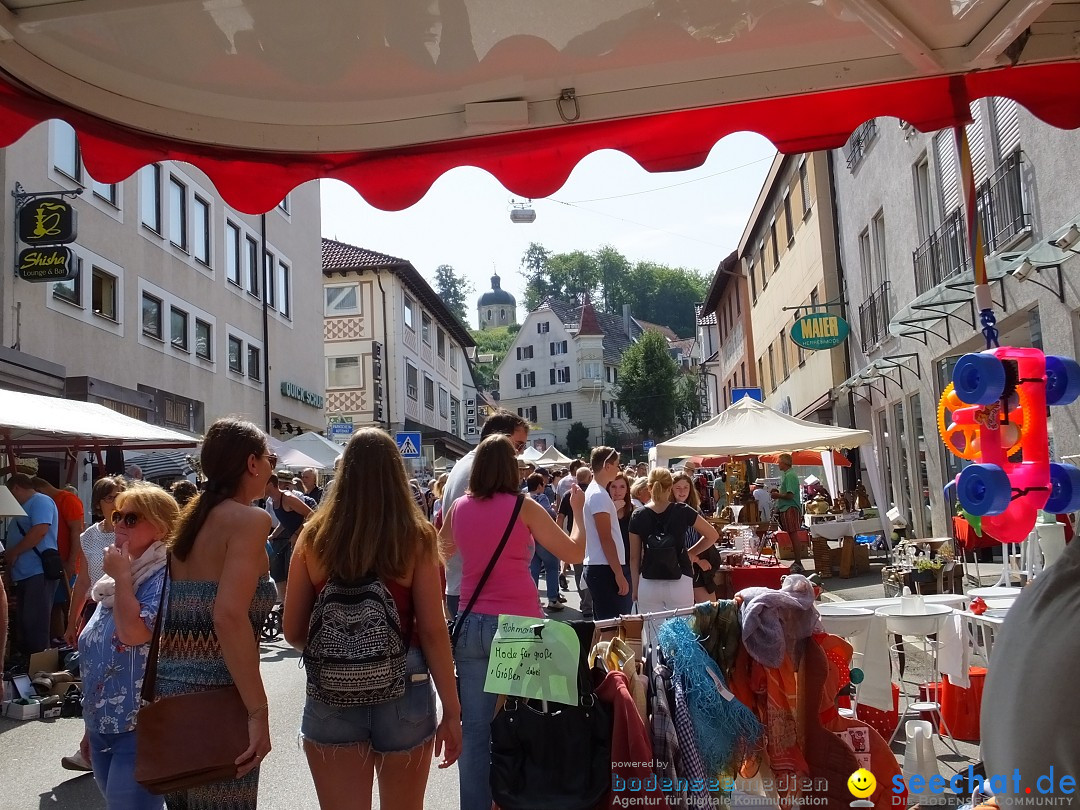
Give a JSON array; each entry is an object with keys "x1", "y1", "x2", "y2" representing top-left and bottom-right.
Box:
[
  {"x1": 283, "y1": 432, "x2": 343, "y2": 470},
  {"x1": 537, "y1": 445, "x2": 573, "y2": 465},
  {"x1": 267, "y1": 437, "x2": 328, "y2": 471},
  {"x1": 0, "y1": 389, "x2": 195, "y2": 452},
  {"x1": 519, "y1": 446, "x2": 544, "y2": 462},
  {"x1": 653, "y1": 397, "x2": 871, "y2": 467}
]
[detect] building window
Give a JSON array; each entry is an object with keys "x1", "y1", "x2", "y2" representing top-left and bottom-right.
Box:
[
  {"x1": 195, "y1": 319, "x2": 212, "y2": 360},
  {"x1": 800, "y1": 161, "x2": 812, "y2": 216},
  {"x1": 404, "y1": 296, "x2": 415, "y2": 330},
  {"x1": 264, "y1": 250, "x2": 276, "y2": 309},
  {"x1": 278, "y1": 262, "x2": 291, "y2": 318},
  {"x1": 537, "y1": 322, "x2": 550, "y2": 334},
  {"x1": 228, "y1": 335, "x2": 243, "y2": 373},
  {"x1": 549, "y1": 340, "x2": 568, "y2": 356},
  {"x1": 872, "y1": 211, "x2": 888, "y2": 284},
  {"x1": 278, "y1": 194, "x2": 290, "y2": 214},
  {"x1": 780, "y1": 330, "x2": 789, "y2": 379},
  {"x1": 784, "y1": 194, "x2": 794, "y2": 246},
  {"x1": 92, "y1": 267, "x2": 117, "y2": 321},
  {"x1": 584, "y1": 362, "x2": 601, "y2": 379},
  {"x1": 551, "y1": 402, "x2": 573, "y2": 420},
  {"x1": 748, "y1": 256, "x2": 757, "y2": 301},
  {"x1": 168, "y1": 176, "x2": 187, "y2": 251},
  {"x1": 52, "y1": 257, "x2": 82, "y2": 305},
  {"x1": 226, "y1": 221, "x2": 242, "y2": 286},
  {"x1": 770, "y1": 222, "x2": 779, "y2": 269},
  {"x1": 54, "y1": 125, "x2": 80, "y2": 180},
  {"x1": 554, "y1": 366, "x2": 571, "y2": 383},
  {"x1": 246, "y1": 236, "x2": 260, "y2": 298},
  {"x1": 193, "y1": 195, "x2": 211, "y2": 266},
  {"x1": 327, "y1": 356, "x2": 361, "y2": 388},
  {"x1": 859, "y1": 228, "x2": 873, "y2": 295},
  {"x1": 92, "y1": 177, "x2": 118, "y2": 207},
  {"x1": 516, "y1": 345, "x2": 534, "y2": 360},
  {"x1": 439, "y1": 385, "x2": 449, "y2": 418},
  {"x1": 450, "y1": 346, "x2": 458, "y2": 369},
  {"x1": 406, "y1": 362, "x2": 418, "y2": 399},
  {"x1": 325, "y1": 284, "x2": 359, "y2": 315},
  {"x1": 516, "y1": 371, "x2": 536, "y2": 389},
  {"x1": 422, "y1": 312, "x2": 432, "y2": 345},
  {"x1": 142, "y1": 293, "x2": 163, "y2": 340},
  {"x1": 423, "y1": 375, "x2": 435, "y2": 410},
  {"x1": 247, "y1": 345, "x2": 261, "y2": 381},
  {"x1": 170, "y1": 306, "x2": 189, "y2": 352},
  {"x1": 140, "y1": 164, "x2": 161, "y2": 233},
  {"x1": 437, "y1": 328, "x2": 446, "y2": 359},
  {"x1": 518, "y1": 406, "x2": 538, "y2": 423}
]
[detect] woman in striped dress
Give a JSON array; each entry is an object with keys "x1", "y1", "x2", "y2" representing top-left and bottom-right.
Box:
[{"x1": 155, "y1": 418, "x2": 277, "y2": 810}]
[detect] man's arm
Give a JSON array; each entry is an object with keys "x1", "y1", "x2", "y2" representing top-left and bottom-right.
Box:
[
  {"x1": 4, "y1": 523, "x2": 48, "y2": 564},
  {"x1": 282, "y1": 492, "x2": 313, "y2": 519}
]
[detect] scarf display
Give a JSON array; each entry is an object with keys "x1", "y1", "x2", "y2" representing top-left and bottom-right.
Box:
[
  {"x1": 91, "y1": 541, "x2": 168, "y2": 608},
  {"x1": 737, "y1": 574, "x2": 820, "y2": 668}
]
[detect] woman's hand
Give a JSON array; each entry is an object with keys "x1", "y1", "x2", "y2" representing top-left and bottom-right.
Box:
[
  {"x1": 434, "y1": 710, "x2": 462, "y2": 769},
  {"x1": 694, "y1": 555, "x2": 713, "y2": 572},
  {"x1": 235, "y1": 712, "x2": 272, "y2": 778},
  {"x1": 613, "y1": 499, "x2": 626, "y2": 511},
  {"x1": 102, "y1": 545, "x2": 133, "y2": 582}
]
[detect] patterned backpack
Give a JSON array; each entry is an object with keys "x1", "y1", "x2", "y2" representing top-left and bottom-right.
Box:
[{"x1": 303, "y1": 576, "x2": 407, "y2": 707}]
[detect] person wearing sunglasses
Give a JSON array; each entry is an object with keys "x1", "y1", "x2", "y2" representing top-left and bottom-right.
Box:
[
  {"x1": 154, "y1": 418, "x2": 278, "y2": 808},
  {"x1": 79, "y1": 482, "x2": 178, "y2": 809},
  {"x1": 438, "y1": 409, "x2": 530, "y2": 619},
  {"x1": 582, "y1": 446, "x2": 634, "y2": 620}
]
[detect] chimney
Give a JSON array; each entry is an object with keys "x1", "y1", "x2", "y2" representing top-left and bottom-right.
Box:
[{"x1": 623, "y1": 304, "x2": 631, "y2": 337}]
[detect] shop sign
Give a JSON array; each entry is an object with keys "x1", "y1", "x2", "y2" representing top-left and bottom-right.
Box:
[
  {"x1": 18, "y1": 197, "x2": 77, "y2": 245},
  {"x1": 17, "y1": 247, "x2": 76, "y2": 282},
  {"x1": 280, "y1": 380, "x2": 324, "y2": 409},
  {"x1": 484, "y1": 615, "x2": 582, "y2": 706},
  {"x1": 790, "y1": 312, "x2": 849, "y2": 351}
]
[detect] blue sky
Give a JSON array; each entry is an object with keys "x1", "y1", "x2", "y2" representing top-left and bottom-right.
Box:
[{"x1": 321, "y1": 131, "x2": 776, "y2": 330}]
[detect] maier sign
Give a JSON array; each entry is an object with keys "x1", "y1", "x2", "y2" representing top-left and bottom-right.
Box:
[{"x1": 790, "y1": 312, "x2": 850, "y2": 351}]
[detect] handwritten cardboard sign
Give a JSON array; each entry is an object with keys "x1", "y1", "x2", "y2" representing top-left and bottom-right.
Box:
[{"x1": 483, "y1": 615, "x2": 580, "y2": 706}]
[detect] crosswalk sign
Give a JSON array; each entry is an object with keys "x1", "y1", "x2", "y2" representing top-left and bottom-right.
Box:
[{"x1": 395, "y1": 431, "x2": 422, "y2": 459}]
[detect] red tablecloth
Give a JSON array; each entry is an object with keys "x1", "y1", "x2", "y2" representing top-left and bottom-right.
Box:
[{"x1": 731, "y1": 562, "x2": 790, "y2": 592}]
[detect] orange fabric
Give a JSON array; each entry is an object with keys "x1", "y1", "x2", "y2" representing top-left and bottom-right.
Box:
[
  {"x1": 52, "y1": 489, "x2": 84, "y2": 564},
  {"x1": 941, "y1": 667, "x2": 988, "y2": 741}
]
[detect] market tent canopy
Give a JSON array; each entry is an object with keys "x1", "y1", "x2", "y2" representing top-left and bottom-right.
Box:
[
  {"x1": 537, "y1": 446, "x2": 573, "y2": 465},
  {"x1": 0, "y1": 2, "x2": 1079, "y2": 212},
  {"x1": 653, "y1": 397, "x2": 871, "y2": 466},
  {"x1": 124, "y1": 450, "x2": 197, "y2": 481},
  {"x1": 282, "y1": 432, "x2": 344, "y2": 470},
  {"x1": 0, "y1": 389, "x2": 196, "y2": 452},
  {"x1": 267, "y1": 437, "x2": 327, "y2": 472}
]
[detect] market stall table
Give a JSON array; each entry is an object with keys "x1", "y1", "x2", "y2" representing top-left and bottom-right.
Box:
[
  {"x1": 810, "y1": 518, "x2": 887, "y2": 577},
  {"x1": 731, "y1": 560, "x2": 790, "y2": 592}
]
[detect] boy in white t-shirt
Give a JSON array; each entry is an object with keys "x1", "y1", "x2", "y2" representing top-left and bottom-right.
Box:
[{"x1": 582, "y1": 446, "x2": 632, "y2": 620}]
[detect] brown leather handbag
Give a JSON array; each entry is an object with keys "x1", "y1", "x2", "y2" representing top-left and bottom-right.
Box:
[{"x1": 134, "y1": 567, "x2": 250, "y2": 795}]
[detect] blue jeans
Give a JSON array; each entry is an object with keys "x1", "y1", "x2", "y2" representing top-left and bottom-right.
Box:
[
  {"x1": 529, "y1": 544, "x2": 561, "y2": 602},
  {"x1": 453, "y1": 612, "x2": 501, "y2": 810},
  {"x1": 86, "y1": 727, "x2": 165, "y2": 810},
  {"x1": 583, "y1": 564, "x2": 633, "y2": 620}
]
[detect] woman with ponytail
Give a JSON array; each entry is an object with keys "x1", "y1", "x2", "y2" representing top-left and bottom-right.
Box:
[
  {"x1": 628, "y1": 469, "x2": 720, "y2": 614},
  {"x1": 155, "y1": 418, "x2": 277, "y2": 809}
]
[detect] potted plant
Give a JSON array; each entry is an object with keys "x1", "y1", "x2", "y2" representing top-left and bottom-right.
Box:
[{"x1": 912, "y1": 556, "x2": 943, "y2": 583}]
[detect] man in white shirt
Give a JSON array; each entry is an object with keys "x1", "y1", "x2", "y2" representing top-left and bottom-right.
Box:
[
  {"x1": 752, "y1": 481, "x2": 774, "y2": 521},
  {"x1": 582, "y1": 446, "x2": 632, "y2": 620}
]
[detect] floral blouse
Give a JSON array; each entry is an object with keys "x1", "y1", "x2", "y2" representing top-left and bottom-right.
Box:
[{"x1": 78, "y1": 569, "x2": 167, "y2": 735}]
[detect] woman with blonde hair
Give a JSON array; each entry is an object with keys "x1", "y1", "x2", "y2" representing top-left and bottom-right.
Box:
[
  {"x1": 79, "y1": 482, "x2": 178, "y2": 809},
  {"x1": 284, "y1": 428, "x2": 461, "y2": 810},
  {"x1": 629, "y1": 469, "x2": 720, "y2": 614},
  {"x1": 440, "y1": 434, "x2": 586, "y2": 810},
  {"x1": 155, "y1": 418, "x2": 277, "y2": 809}
]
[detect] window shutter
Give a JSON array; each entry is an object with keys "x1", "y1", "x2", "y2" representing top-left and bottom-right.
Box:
[
  {"x1": 516, "y1": 347, "x2": 521, "y2": 360},
  {"x1": 566, "y1": 402, "x2": 572, "y2": 419},
  {"x1": 549, "y1": 341, "x2": 555, "y2": 355},
  {"x1": 529, "y1": 372, "x2": 536, "y2": 387},
  {"x1": 992, "y1": 97, "x2": 1020, "y2": 160},
  {"x1": 550, "y1": 368, "x2": 556, "y2": 385},
  {"x1": 967, "y1": 101, "x2": 988, "y2": 185},
  {"x1": 551, "y1": 403, "x2": 558, "y2": 421},
  {"x1": 935, "y1": 132, "x2": 960, "y2": 216},
  {"x1": 516, "y1": 373, "x2": 522, "y2": 389}
]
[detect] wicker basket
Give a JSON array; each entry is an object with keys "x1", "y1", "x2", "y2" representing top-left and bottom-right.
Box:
[{"x1": 812, "y1": 538, "x2": 833, "y2": 579}]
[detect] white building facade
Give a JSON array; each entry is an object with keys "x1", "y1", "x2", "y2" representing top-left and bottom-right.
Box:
[{"x1": 322, "y1": 239, "x2": 477, "y2": 467}]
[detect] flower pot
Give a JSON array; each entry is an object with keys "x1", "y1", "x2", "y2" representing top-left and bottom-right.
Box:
[{"x1": 913, "y1": 569, "x2": 937, "y2": 583}]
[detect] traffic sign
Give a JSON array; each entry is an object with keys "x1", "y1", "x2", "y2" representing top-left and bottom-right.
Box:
[
  {"x1": 328, "y1": 421, "x2": 353, "y2": 445},
  {"x1": 731, "y1": 387, "x2": 763, "y2": 404},
  {"x1": 395, "y1": 431, "x2": 422, "y2": 458},
  {"x1": 642, "y1": 440, "x2": 655, "y2": 450}
]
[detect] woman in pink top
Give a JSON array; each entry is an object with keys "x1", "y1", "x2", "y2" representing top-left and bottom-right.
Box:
[{"x1": 439, "y1": 434, "x2": 585, "y2": 810}]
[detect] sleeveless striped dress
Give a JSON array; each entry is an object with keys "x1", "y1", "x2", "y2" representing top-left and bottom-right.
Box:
[{"x1": 155, "y1": 575, "x2": 277, "y2": 810}]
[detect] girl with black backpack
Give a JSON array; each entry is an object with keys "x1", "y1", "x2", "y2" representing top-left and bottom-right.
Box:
[
  {"x1": 282, "y1": 429, "x2": 461, "y2": 810},
  {"x1": 628, "y1": 468, "x2": 720, "y2": 614}
]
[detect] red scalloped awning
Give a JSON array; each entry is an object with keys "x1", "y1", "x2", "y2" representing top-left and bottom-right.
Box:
[{"x1": 3, "y1": 61, "x2": 1080, "y2": 214}]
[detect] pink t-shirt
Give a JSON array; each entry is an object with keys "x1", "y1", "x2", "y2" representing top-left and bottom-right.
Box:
[{"x1": 453, "y1": 492, "x2": 541, "y2": 619}]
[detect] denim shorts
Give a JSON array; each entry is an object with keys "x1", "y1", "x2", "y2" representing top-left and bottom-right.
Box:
[{"x1": 301, "y1": 647, "x2": 436, "y2": 753}]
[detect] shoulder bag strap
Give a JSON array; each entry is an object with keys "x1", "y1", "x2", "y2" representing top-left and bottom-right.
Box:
[
  {"x1": 451, "y1": 494, "x2": 524, "y2": 647},
  {"x1": 139, "y1": 559, "x2": 171, "y2": 705}
]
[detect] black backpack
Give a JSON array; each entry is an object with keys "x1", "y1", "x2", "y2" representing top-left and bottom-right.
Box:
[
  {"x1": 641, "y1": 508, "x2": 687, "y2": 581},
  {"x1": 303, "y1": 576, "x2": 407, "y2": 707}
]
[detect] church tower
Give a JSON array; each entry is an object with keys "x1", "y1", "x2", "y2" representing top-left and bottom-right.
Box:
[{"x1": 477, "y1": 273, "x2": 518, "y2": 331}]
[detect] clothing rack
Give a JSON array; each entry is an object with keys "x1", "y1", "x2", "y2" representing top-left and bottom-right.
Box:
[{"x1": 592, "y1": 604, "x2": 701, "y2": 630}]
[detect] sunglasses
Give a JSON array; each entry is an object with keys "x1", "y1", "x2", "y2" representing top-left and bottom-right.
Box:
[
  {"x1": 265, "y1": 453, "x2": 279, "y2": 467},
  {"x1": 512, "y1": 440, "x2": 527, "y2": 453},
  {"x1": 111, "y1": 511, "x2": 144, "y2": 528},
  {"x1": 606, "y1": 450, "x2": 620, "y2": 465}
]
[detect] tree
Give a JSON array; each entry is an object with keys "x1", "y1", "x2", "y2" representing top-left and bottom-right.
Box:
[
  {"x1": 674, "y1": 374, "x2": 704, "y2": 433},
  {"x1": 617, "y1": 331, "x2": 679, "y2": 439},
  {"x1": 520, "y1": 243, "x2": 553, "y2": 311},
  {"x1": 468, "y1": 326, "x2": 517, "y2": 391},
  {"x1": 565, "y1": 421, "x2": 590, "y2": 458},
  {"x1": 626, "y1": 262, "x2": 709, "y2": 337},
  {"x1": 433, "y1": 264, "x2": 474, "y2": 324}
]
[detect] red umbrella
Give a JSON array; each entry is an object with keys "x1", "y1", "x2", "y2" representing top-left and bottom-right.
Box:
[{"x1": 758, "y1": 450, "x2": 851, "y2": 467}]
